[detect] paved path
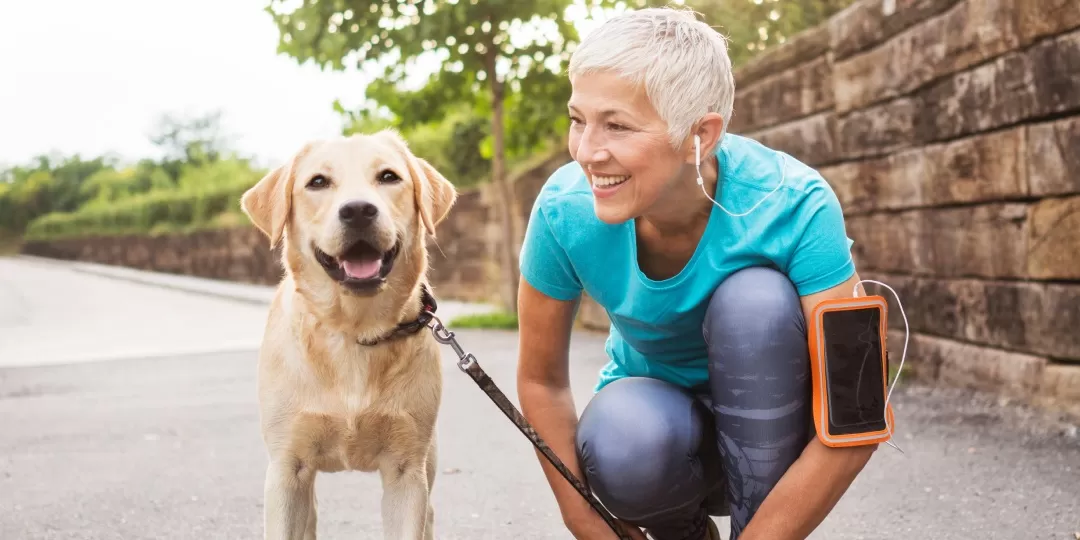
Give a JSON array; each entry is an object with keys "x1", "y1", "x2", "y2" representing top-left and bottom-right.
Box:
[
  {"x1": 0, "y1": 257, "x2": 498, "y2": 368},
  {"x1": 1, "y1": 256, "x2": 1078, "y2": 539}
]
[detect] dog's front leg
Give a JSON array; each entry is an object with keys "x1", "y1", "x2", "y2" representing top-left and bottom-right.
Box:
[
  {"x1": 264, "y1": 459, "x2": 316, "y2": 540},
  {"x1": 379, "y1": 459, "x2": 431, "y2": 540},
  {"x1": 424, "y1": 435, "x2": 437, "y2": 540}
]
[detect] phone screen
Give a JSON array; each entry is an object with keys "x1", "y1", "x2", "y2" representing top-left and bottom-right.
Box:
[{"x1": 821, "y1": 306, "x2": 887, "y2": 435}]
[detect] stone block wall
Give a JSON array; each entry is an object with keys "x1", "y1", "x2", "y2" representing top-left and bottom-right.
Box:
[{"x1": 728, "y1": 0, "x2": 1080, "y2": 407}]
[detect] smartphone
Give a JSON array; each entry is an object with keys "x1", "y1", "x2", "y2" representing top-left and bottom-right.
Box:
[{"x1": 808, "y1": 295, "x2": 894, "y2": 448}]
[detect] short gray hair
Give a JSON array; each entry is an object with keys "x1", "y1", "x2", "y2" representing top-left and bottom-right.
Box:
[{"x1": 568, "y1": 7, "x2": 735, "y2": 150}]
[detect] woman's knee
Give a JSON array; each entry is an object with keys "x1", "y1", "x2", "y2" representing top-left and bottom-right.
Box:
[
  {"x1": 704, "y1": 266, "x2": 807, "y2": 368},
  {"x1": 703, "y1": 265, "x2": 811, "y2": 411},
  {"x1": 576, "y1": 377, "x2": 712, "y2": 522},
  {"x1": 704, "y1": 266, "x2": 805, "y2": 345}
]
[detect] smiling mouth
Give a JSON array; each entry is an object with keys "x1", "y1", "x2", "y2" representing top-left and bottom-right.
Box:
[
  {"x1": 313, "y1": 238, "x2": 401, "y2": 292},
  {"x1": 592, "y1": 174, "x2": 631, "y2": 188}
]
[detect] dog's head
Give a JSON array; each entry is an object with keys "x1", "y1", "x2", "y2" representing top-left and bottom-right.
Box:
[{"x1": 240, "y1": 130, "x2": 456, "y2": 295}]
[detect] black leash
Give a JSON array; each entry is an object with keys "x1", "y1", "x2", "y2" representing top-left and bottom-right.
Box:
[
  {"x1": 424, "y1": 312, "x2": 635, "y2": 540},
  {"x1": 356, "y1": 286, "x2": 633, "y2": 538}
]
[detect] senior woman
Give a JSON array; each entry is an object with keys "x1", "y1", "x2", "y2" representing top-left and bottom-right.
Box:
[{"x1": 515, "y1": 7, "x2": 877, "y2": 540}]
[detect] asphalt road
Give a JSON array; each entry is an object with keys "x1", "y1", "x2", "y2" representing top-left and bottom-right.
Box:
[{"x1": 1, "y1": 256, "x2": 1078, "y2": 539}]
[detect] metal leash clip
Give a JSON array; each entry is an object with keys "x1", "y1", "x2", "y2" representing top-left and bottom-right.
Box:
[{"x1": 426, "y1": 313, "x2": 476, "y2": 371}]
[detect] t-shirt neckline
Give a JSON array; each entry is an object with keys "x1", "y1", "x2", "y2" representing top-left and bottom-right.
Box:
[{"x1": 626, "y1": 142, "x2": 729, "y2": 290}]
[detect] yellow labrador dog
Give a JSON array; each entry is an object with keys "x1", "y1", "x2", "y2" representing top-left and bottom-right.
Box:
[{"x1": 240, "y1": 129, "x2": 457, "y2": 540}]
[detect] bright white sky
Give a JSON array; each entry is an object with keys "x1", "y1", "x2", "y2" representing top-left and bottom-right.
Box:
[
  {"x1": 0, "y1": 0, "x2": 385, "y2": 169},
  {"x1": 0, "y1": 0, "x2": 622, "y2": 170}
]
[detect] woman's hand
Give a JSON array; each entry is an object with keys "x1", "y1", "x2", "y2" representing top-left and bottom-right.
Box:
[
  {"x1": 566, "y1": 513, "x2": 648, "y2": 540},
  {"x1": 622, "y1": 522, "x2": 650, "y2": 540}
]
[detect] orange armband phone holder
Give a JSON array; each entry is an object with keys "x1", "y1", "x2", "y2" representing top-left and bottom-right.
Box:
[{"x1": 807, "y1": 295, "x2": 895, "y2": 448}]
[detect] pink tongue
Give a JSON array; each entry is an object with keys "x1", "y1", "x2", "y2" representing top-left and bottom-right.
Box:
[{"x1": 342, "y1": 258, "x2": 382, "y2": 279}]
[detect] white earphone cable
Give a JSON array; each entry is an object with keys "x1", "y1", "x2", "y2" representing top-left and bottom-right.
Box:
[
  {"x1": 694, "y1": 134, "x2": 786, "y2": 217},
  {"x1": 854, "y1": 278, "x2": 909, "y2": 453}
]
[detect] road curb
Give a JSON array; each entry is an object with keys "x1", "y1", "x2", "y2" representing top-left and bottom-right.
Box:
[
  {"x1": 15, "y1": 255, "x2": 276, "y2": 306},
  {"x1": 12, "y1": 255, "x2": 505, "y2": 321}
]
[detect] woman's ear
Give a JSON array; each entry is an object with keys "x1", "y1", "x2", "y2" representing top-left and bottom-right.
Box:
[
  {"x1": 687, "y1": 113, "x2": 727, "y2": 162},
  {"x1": 241, "y1": 142, "x2": 312, "y2": 248}
]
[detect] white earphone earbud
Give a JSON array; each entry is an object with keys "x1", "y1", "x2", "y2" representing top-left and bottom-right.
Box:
[
  {"x1": 694, "y1": 133, "x2": 785, "y2": 217},
  {"x1": 694, "y1": 134, "x2": 703, "y2": 186}
]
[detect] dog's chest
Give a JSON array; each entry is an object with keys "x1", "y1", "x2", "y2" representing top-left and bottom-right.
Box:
[{"x1": 291, "y1": 408, "x2": 418, "y2": 473}]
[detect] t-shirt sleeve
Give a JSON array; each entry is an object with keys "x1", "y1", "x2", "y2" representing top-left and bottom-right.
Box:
[
  {"x1": 785, "y1": 181, "x2": 857, "y2": 296},
  {"x1": 518, "y1": 194, "x2": 583, "y2": 301}
]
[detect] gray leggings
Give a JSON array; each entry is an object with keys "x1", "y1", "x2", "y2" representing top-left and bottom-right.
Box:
[{"x1": 576, "y1": 266, "x2": 813, "y2": 540}]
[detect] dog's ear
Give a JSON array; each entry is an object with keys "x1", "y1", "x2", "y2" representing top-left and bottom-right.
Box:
[
  {"x1": 380, "y1": 130, "x2": 457, "y2": 237},
  {"x1": 409, "y1": 156, "x2": 457, "y2": 238},
  {"x1": 241, "y1": 144, "x2": 311, "y2": 248},
  {"x1": 241, "y1": 164, "x2": 293, "y2": 248}
]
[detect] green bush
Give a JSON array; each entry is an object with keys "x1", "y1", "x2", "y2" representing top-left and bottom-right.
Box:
[
  {"x1": 24, "y1": 179, "x2": 254, "y2": 240},
  {"x1": 447, "y1": 311, "x2": 519, "y2": 330},
  {"x1": 21, "y1": 157, "x2": 264, "y2": 240}
]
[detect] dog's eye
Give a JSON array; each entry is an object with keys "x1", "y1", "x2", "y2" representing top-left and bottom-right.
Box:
[
  {"x1": 306, "y1": 175, "x2": 330, "y2": 189},
  {"x1": 378, "y1": 170, "x2": 401, "y2": 184}
]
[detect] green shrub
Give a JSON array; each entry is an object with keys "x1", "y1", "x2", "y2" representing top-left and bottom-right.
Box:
[
  {"x1": 447, "y1": 311, "x2": 519, "y2": 330},
  {"x1": 24, "y1": 179, "x2": 254, "y2": 240},
  {"x1": 22, "y1": 157, "x2": 264, "y2": 240}
]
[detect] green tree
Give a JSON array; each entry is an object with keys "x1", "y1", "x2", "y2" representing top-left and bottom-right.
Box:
[
  {"x1": 148, "y1": 110, "x2": 229, "y2": 181},
  {"x1": 336, "y1": 90, "x2": 492, "y2": 187},
  {"x1": 685, "y1": 0, "x2": 855, "y2": 67},
  {"x1": 265, "y1": 0, "x2": 597, "y2": 312}
]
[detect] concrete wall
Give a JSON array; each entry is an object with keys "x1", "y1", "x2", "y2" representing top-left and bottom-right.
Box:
[
  {"x1": 727, "y1": 0, "x2": 1080, "y2": 407},
  {"x1": 21, "y1": 0, "x2": 1080, "y2": 409}
]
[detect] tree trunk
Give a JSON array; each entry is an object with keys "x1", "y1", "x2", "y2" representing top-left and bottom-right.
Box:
[{"x1": 486, "y1": 44, "x2": 520, "y2": 313}]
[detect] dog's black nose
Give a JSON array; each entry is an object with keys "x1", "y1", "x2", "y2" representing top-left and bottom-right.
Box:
[{"x1": 338, "y1": 201, "x2": 378, "y2": 226}]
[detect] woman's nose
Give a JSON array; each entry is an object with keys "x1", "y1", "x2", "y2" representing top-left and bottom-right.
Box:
[{"x1": 574, "y1": 129, "x2": 609, "y2": 164}]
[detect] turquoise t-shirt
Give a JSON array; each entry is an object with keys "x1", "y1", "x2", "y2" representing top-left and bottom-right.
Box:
[{"x1": 518, "y1": 134, "x2": 857, "y2": 393}]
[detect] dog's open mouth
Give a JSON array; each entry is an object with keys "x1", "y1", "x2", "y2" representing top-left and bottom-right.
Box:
[{"x1": 314, "y1": 239, "x2": 401, "y2": 292}]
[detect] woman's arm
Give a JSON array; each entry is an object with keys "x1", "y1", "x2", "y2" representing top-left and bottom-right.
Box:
[
  {"x1": 738, "y1": 271, "x2": 878, "y2": 540},
  {"x1": 516, "y1": 279, "x2": 645, "y2": 540},
  {"x1": 515, "y1": 279, "x2": 592, "y2": 529}
]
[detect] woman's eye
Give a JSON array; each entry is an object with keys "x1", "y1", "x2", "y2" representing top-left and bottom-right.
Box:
[
  {"x1": 306, "y1": 175, "x2": 330, "y2": 189},
  {"x1": 608, "y1": 122, "x2": 628, "y2": 131},
  {"x1": 378, "y1": 169, "x2": 401, "y2": 184}
]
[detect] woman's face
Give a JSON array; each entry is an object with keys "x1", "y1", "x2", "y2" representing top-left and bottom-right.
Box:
[{"x1": 567, "y1": 71, "x2": 689, "y2": 224}]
